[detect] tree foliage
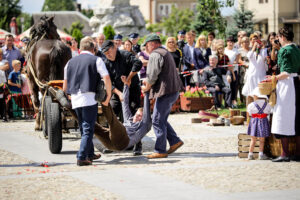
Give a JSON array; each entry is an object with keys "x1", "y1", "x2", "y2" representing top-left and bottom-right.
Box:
[
  {"x1": 63, "y1": 21, "x2": 84, "y2": 35},
  {"x1": 160, "y1": 5, "x2": 194, "y2": 36},
  {"x1": 81, "y1": 9, "x2": 94, "y2": 18},
  {"x1": 0, "y1": 0, "x2": 22, "y2": 31},
  {"x1": 226, "y1": 0, "x2": 254, "y2": 40},
  {"x1": 72, "y1": 28, "x2": 83, "y2": 44},
  {"x1": 103, "y1": 25, "x2": 116, "y2": 40},
  {"x1": 42, "y1": 0, "x2": 75, "y2": 11},
  {"x1": 190, "y1": 0, "x2": 234, "y2": 36}
]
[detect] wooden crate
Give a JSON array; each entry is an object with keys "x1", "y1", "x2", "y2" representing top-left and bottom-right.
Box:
[
  {"x1": 180, "y1": 96, "x2": 214, "y2": 112},
  {"x1": 238, "y1": 133, "x2": 259, "y2": 158},
  {"x1": 267, "y1": 134, "x2": 296, "y2": 157}
]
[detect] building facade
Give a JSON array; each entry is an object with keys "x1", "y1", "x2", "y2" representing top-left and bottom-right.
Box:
[
  {"x1": 241, "y1": 0, "x2": 300, "y2": 43},
  {"x1": 130, "y1": 0, "x2": 196, "y2": 24}
]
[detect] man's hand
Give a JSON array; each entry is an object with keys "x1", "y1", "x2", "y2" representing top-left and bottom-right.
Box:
[
  {"x1": 215, "y1": 85, "x2": 220, "y2": 91},
  {"x1": 102, "y1": 96, "x2": 110, "y2": 106},
  {"x1": 198, "y1": 69, "x2": 204, "y2": 74},
  {"x1": 141, "y1": 80, "x2": 152, "y2": 93}
]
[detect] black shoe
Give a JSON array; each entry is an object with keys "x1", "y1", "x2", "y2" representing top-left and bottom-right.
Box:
[
  {"x1": 87, "y1": 153, "x2": 101, "y2": 161},
  {"x1": 290, "y1": 155, "x2": 300, "y2": 162},
  {"x1": 133, "y1": 141, "x2": 142, "y2": 156},
  {"x1": 102, "y1": 148, "x2": 113, "y2": 154},
  {"x1": 77, "y1": 159, "x2": 92, "y2": 166},
  {"x1": 272, "y1": 156, "x2": 290, "y2": 162}
]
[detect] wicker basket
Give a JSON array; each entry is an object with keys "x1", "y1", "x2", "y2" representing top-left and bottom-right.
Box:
[
  {"x1": 258, "y1": 82, "x2": 272, "y2": 95},
  {"x1": 231, "y1": 116, "x2": 245, "y2": 125}
]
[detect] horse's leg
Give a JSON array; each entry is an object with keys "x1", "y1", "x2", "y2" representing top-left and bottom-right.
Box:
[{"x1": 27, "y1": 72, "x2": 41, "y2": 130}]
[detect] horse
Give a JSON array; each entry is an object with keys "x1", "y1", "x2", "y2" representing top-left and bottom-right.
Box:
[{"x1": 26, "y1": 16, "x2": 72, "y2": 130}]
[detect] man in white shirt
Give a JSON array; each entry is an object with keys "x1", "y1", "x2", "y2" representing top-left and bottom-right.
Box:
[{"x1": 63, "y1": 36, "x2": 112, "y2": 166}]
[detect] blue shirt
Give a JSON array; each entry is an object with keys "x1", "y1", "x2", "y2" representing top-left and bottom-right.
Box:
[
  {"x1": 2, "y1": 46, "x2": 22, "y2": 75},
  {"x1": 8, "y1": 71, "x2": 22, "y2": 93}
]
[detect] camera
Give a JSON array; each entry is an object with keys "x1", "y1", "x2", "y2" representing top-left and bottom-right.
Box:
[{"x1": 274, "y1": 39, "x2": 279, "y2": 45}]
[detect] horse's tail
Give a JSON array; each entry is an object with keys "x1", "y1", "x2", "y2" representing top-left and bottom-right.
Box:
[{"x1": 49, "y1": 41, "x2": 72, "y2": 80}]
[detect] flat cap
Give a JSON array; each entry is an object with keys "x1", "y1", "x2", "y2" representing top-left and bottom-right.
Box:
[
  {"x1": 178, "y1": 30, "x2": 186, "y2": 35},
  {"x1": 101, "y1": 40, "x2": 115, "y2": 53},
  {"x1": 129, "y1": 33, "x2": 139, "y2": 39},
  {"x1": 142, "y1": 33, "x2": 161, "y2": 46},
  {"x1": 113, "y1": 34, "x2": 123, "y2": 40}
]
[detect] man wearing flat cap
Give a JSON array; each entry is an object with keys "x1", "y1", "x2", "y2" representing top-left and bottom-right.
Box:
[
  {"x1": 113, "y1": 34, "x2": 123, "y2": 49},
  {"x1": 129, "y1": 33, "x2": 141, "y2": 54},
  {"x1": 142, "y1": 34, "x2": 184, "y2": 159},
  {"x1": 177, "y1": 30, "x2": 186, "y2": 52},
  {"x1": 102, "y1": 40, "x2": 144, "y2": 155}
]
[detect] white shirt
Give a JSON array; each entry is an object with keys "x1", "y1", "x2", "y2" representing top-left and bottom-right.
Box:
[
  {"x1": 247, "y1": 99, "x2": 272, "y2": 115},
  {"x1": 64, "y1": 51, "x2": 109, "y2": 109},
  {"x1": 225, "y1": 48, "x2": 239, "y2": 71},
  {"x1": 0, "y1": 59, "x2": 8, "y2": 84},
  {"x1": 187, "y1": 43, "x2": 195, "y2": 62}
]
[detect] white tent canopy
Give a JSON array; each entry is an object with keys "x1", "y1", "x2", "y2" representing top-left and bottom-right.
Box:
[
  {"x1": 17, "y1": 27, "x2": 72, "y2": 40},
  {"x1": 0, "y1": 29, "x2": 16, "y2": 40}
]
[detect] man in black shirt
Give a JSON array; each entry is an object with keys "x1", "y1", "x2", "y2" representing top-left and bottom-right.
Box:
[
  {"x1": 102, "y1": 40, "x2": 143, "y2": 155},
  {"x1": 203, "y1": 55, "x2": 232, "y2": 108}
]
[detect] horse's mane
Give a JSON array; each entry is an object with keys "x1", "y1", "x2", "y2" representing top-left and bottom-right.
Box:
[{"x1": 30, "y1": 16, "x2": 56, "y2": 40}]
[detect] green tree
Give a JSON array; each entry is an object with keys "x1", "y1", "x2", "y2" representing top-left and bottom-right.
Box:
[
  {"x1": 103, "y1": 25, "x2": 116, "y2": 40},
  {"x1": 17, "y1": 13, "x2": 32, "y2": 34},
  {"x1": 42, "y1": 0, "x2": 75, "y2": 11},
  {"x1": 190, "y1": 0, "x2": 234, "y2": 35},
  {"x1": 160, "y1": 5, "x2": 194, "y2": 36},
  {"x1": 81, "y1": 9, "x2": 94, "y2": 18},
  {"x1": 226, "y1": 0, "x2": 254, "y2": 40},
  {"x1": 0, "y1": 0, "x2": 22, "y2": 31},
  {"x1": 72, "y1": 28, "x2": 83, "y2": 44},
  {"x1": 64, "y1": 21, "x2": 84, "y2": 35}
]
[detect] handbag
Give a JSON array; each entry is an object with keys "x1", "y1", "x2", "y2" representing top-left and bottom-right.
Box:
[{"x1": 95, "y1": 76, "x2": 107, "y2": 103}]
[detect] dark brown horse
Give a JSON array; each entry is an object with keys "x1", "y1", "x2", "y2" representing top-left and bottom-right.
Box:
[{"x1": 26, "y1": 16, "x2": 72, "y2": 130}]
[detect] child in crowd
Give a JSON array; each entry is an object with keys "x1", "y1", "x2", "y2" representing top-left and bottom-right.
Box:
[
  {"x1": 247, "y1": 88, "x2": 272, "y2": 160},
  {"x1": 8, "y1": 60, "x2": 22, "y2": 118}
]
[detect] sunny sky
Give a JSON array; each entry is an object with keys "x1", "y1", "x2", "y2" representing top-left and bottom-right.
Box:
[{"x1": 20, "y1": 0, "x2": 98, "y2": 14}]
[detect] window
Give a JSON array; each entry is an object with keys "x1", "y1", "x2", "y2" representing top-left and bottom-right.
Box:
[
  {"x1": 259, "y1": 0, "x2": 263, "y2": 3},
  {"x1": 191, "y1": 3, "x2": 197, "y2": 12},
  {"x1": 158, "y1": 3, "x2": 174, "y2": 17}
]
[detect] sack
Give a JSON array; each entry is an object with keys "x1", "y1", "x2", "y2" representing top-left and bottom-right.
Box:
[{"x1": 95, "y1": 79, "x2": 107, "y2": 103}]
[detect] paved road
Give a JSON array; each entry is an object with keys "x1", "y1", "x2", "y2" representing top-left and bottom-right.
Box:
[{"x1": 0, "y1": 115, "x2": 299, "y2": 200}]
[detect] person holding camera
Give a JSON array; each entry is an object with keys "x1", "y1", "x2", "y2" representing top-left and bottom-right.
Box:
[
  {"x1": 242, "y1": 36, "x2": 267, "y2": 106},
  {"x1": 266, "y1": 32, "x2": 280, "y2": 75}
]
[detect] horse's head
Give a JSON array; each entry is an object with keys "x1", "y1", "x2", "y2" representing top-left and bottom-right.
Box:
[{"x1": 30, "y1": 16, "x2": 60, "y2": 40}]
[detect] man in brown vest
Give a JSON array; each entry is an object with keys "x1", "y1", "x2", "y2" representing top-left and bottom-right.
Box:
[{"x1": 142, "y1": 34, "x2": 184, "y2": 159}]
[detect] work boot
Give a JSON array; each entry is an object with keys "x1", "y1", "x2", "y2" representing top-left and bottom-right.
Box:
[{"x1": 133, "y1": 141, "x2": 143, "y2": 156}]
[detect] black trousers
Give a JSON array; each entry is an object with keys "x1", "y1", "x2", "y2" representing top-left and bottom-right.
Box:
[
  {"x1": 110, "y1": 85, "x2": 141, "y2": 123},
  {"x1": 0, "y1": 97, "x2": 6, "y2": 118},
  {"x1": 230, "y1": 71, "x2": 239, "y2": 101},
  {"x1": 208, "y1": 86, "x2": 232, "y2": 108}
]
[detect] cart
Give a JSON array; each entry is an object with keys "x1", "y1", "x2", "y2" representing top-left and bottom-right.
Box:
[{"x1": 42, "y1": 80, "x2": 106, "y2": 154}]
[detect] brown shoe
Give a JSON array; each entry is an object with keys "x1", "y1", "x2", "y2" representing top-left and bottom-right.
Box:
[
  {"x1": 88, "y1": 153, "x2": 101, "y2": 161},
  {"x1": 77, "y1": 159, "x2": 92, "y2": 166},
  {"x1": 146, "y1": 153, "x2": 168, "y2": 159},
  {"x1": 167, "y1": 141, "x2": 184, "y2": 154}
]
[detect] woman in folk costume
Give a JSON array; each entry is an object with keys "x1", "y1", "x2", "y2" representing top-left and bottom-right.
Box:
[
  {"x1": 242, "y1": 36, "x2": 267, "y2": 106},
  {"x1": 267, "y1": 27, "x2": 300, "y2": 162}
]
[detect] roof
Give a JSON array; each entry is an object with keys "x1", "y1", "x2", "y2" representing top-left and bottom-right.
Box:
[{"x1": 32, "y1": 11, "x2": 92, "y2": 36}]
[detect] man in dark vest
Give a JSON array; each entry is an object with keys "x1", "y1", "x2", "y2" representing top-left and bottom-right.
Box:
[
  {"x1": 142, "y1": 34, "x2": 184, "y2": 159},
  {"x1": 63, "y1": 36, "x2": 112, "y2": 166},
  {"x1": 101, "y1": 40, "x2": 144, "y2": 156}
]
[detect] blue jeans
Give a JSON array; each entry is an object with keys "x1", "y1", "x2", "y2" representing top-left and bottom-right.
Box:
[
  {"x1": 75, "y1": 103, "x2": 98, "y2": 160},
  {"x1": 152, "y1": 92, "x2": 181, "y2": 154}
]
